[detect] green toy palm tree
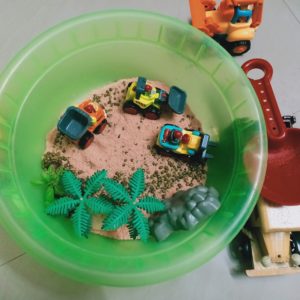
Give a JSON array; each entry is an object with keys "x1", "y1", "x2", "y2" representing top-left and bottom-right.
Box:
[
  {"x1": 32, "y1": 166, "x2": 65, "y2": 207},
  {"x1": 101, "y1": 168, "x2": 166, "y2": 241},
  {"x1": 46, "y1": 170, "x2": 113, "y2": 237}
]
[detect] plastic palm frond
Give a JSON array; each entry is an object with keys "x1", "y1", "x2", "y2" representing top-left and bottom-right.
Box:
[
  {"x1": 128, "y1": 213, "x2": 138, "y2": 240},
  {"x1": 136, "y1": 196, "x2": 166, "y2": 214},
  {"x1": 102, "y1": 204, "x2": 133, "y2": 231},
  {"x1": 44, "y1": 165, "x2": 60, "y2": 180},
  {"x1": 102, "y1": 178, "x2": 131, "y2": 203},
  {"x1": 129, "y1": 168, "x2": 145, "y2": 201},
  {"x1": 54, "y1": 181, "x2": 65, "y2": 196},
  {"x1": 41, "y1": 165, "x2": 54, "y2": 181},
  {"x1": 61, "y1": 171, "x2": 82, "y2": 198},
  {"x1": 53, "y1": 166, "x2": 64, "y2": 182},
  {"x1": 56, "y1": 167, "x2": 65, "y2": 176},
  {"x1": 46, "y1": 197, "x2": 80, "y2": 216},
  {"x1": 51, "y1": 167, "x2": 64, "y2": 195},
  {"x1": 132, "y1": 208, "x2": 150, "y2": 242},
  {"x1": 33, "y1": 166, "x2": 62, "y2": 186},
  {"x1": 72, "y1": 202, "x2": 91, "y2": 237},
  {"x1": 31, "y1": 179, "x2": 45, "y2": 185},
  {"x1": 85, "y1": 196, "x2": 114, "y2": 214},
  {"x1": 83, "y1": 170, "x2": 107, "y2": 197},
  {"x1": 45, "y1": 186, "x2": 55, "y2": 207}
]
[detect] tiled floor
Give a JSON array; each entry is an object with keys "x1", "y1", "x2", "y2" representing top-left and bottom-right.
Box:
[{"x1": 0, "y1": 1, "x2": 299, "y2": 299}]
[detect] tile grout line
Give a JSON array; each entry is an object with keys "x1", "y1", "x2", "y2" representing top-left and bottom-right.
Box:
[
  {"x1": 0, "y1": 253, "x2": 26, "y2": 268},
  {"x1": 283, "y1": 0, "x2": 300, "y2": 25}
]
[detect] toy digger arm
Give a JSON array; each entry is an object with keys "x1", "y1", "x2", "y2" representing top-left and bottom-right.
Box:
[
  {"x1": 189, "y1": 0, "x2": 206, "y2": 30},
  {"x1": 251, "y1": 0, "x2": 264, "y2": 28},
  {"x1": 189, "y1": 0, "x2": 220, "y2": 36}
]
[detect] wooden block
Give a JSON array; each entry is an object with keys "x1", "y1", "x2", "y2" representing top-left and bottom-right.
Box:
[
  {"x1": 246, "y1": 233, "x2": 300, "y2": 277},
  {"x1": 258, "y1": 197, "x2": 300, "y2": 232},
  {"x1": 261, "y1": 232, "x2": 290, "y2": 263},
  {"x1": 246, "y1": 267, "x2": 300, "y2": 277}
]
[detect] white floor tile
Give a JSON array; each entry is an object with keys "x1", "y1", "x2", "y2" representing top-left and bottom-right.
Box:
[{"x1": 0, "y1": 227, "x2": 24, "y2": 267}]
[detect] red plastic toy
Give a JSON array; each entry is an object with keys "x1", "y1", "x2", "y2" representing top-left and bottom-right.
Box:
[{"x1": 242, "y1": 59, "x2": 300, "y2": 206}]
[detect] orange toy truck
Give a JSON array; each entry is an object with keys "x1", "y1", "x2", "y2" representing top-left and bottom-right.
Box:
[
  {"x1": 189, "y1": 0, "x2": 264, "y2": 56},
  {"x1": 57, "y1": 99, "x2": 107, "y2": 149}
]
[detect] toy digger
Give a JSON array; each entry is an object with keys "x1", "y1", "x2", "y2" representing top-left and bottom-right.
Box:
[
  {"x1": 189, "y1": 0, "x2": 264, "y2": 56},
  {"x1": 57, "y1": 99, "x2": 107, "y2": 149},
  {"x1": 123, "y1": 77, "x2": 186, "y2": 120}
]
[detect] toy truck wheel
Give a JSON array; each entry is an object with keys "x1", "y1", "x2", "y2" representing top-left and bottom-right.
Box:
[
  {"x1": 291, "y1": 254, "x2": 300, "y2": 267},
  {"x1": 144, "y1": 106, "x2": 160, "y2": 120},
  {"x1": 228, "y1": 40, "x2": 251, "y2": 56},
  {"x1": 126, "y1": 81, "x2": 133, "y2": 89},
  {"x1": 79, "y1": 131, "x2": 94, "y2": 149},
  {"x1": 230, "y1": 230, "x2": 253, "y2": 270},
  {"x1": 155, "y1": 146, "x2": 172, "y2": 157},
  {"x1": 291, "y1": 232, "x2": 300, "y2": 254},
  {"x1": 282, "y1": 115, "x2": 296, "y2": 128},
  {"x1": 94, "y1": 119, "x2": 107, "y2": 134},
  {"x1": 179, "y1": 155, "x2": 192, "y2": 163},
  {"x1": 123, "y1": 100, "x2": 139, "y2": 115}
]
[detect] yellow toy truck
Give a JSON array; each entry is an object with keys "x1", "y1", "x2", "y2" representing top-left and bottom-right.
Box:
[
  {"x1": 123, "y1": 77, "x2": 186, "y2": 120},
  {"x1": 155, "y1": 124, "x2": 214, "y2": 163},
  {"x1": 189, "y1": 0, "x2": 264, "y2": 56}
]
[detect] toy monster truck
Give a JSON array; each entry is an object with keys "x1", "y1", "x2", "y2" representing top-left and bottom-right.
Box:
[{"x1": 123, "y1": 77, "x2": 186, "y2": 120}]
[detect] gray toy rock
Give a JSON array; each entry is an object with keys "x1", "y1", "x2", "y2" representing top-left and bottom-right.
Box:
[{"x1": 150, "y1": 186, "x2": 221, "y2": 241}]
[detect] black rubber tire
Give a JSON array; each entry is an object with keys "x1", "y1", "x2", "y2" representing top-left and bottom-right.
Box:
[
  {"x1": 79, "y1": 131, "x2": 94, "y2": 149},
  {"x1": 155, "y1": 145, "x2": 172, "y2": 157},
  {"x1": 229, "y1": 231, "x2": 253, "y2": 270},
  {"x1": 144, "y1": 106, "x2": 161, "y2": 120},
  {"x1": 126, "y1": 81, "x2": 133, "y2": 89},
  {"x1": 179, "y1": 155, "x2": 192, "y2": 163},
  {"x1": 291, "y1": 232, "x2": 300, "y2": 254},
  {"x1": 226, "y1": 40, "x2": 251, "y2": 56},
  {"x1": 123, "y1": 100, "x2": 140, "y2": 115},
  {"x1": 94, "y1": 119, "x2": 107, "y2": 135}
]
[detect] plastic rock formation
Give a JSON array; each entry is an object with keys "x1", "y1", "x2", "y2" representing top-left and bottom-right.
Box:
[
  {"x1": 31, "y1": 166, "x2": 65, "y2": 207},
  {"x1": 46, "y1": 170, "x2": 113, "y2": 237},
  {"x1": 101, "y1": 168, "x2": 166, "y2": 241},
  {"x1": 150, "y1": 185, "x2": 221, "y2": 241}
]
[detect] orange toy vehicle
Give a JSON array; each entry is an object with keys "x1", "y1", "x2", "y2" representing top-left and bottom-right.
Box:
[
  {"x1": 189, "y1": 0, "x2": 264, "y2": 56},
  {"x1": 57, "y1": 99, "x2": 107, "y2": 149}
]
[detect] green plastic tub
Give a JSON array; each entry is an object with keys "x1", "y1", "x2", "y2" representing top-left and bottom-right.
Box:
[{"x1": 0, "y1": 10, "x2": 267, "y2": 286}]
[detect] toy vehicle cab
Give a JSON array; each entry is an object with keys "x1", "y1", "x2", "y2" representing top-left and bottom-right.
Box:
[
  {"x1": 155, "y1": 124, "x2": 214, "y2": 163},
  {"x1": 282, "y1": 115, "x2": 296, "y2": 128},
  {"x1": 189, "y1": 0, "x2": 264, "y2": 56},
  {"x1": 123, "y1": 77, "x2": 186, "y2": 120},
  {"x1": 57, "y1": 99, "x2": 107, "y2": 149}
]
